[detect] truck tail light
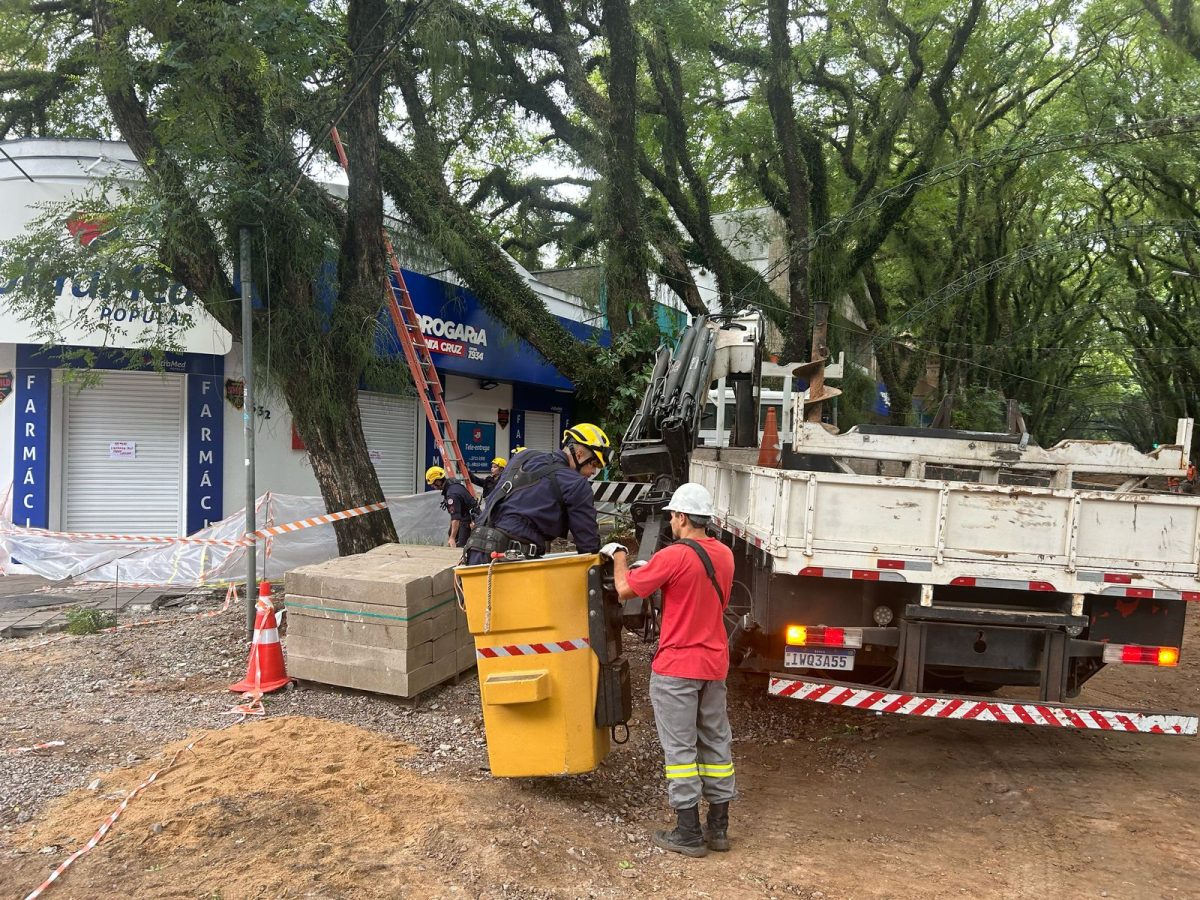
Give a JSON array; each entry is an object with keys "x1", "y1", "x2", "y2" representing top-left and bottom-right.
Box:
[
  {"x1": 785, "y1": 625, "x2": 863, "y2": 649},
  {"x1": 1102, "y1": 644, "x2": 1180, "y2": 667}
]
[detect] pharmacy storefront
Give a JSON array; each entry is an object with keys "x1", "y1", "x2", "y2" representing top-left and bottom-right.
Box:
[
  {"x1": 0, "y1": 138, "x2": 606, "y2": 537},
  {"x1": 9, "y1": 346, "x2": 226, "y2": 536},
  {"x1": 397, "y1": 269, "x2": 604, "y2": 477}
]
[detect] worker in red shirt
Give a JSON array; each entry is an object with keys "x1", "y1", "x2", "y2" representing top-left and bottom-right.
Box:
[{"x1": 603, "y1": 482, "x2": 736, "y2": 857}]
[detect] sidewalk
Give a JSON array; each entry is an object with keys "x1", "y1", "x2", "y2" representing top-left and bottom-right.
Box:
[{"x1": 0, "y1": 574, "x2": 181, "y2": 637}]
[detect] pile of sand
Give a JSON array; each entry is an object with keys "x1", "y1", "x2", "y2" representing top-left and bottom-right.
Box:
[{"x1": 8, "y1": 717, "x2": 488, "y2": 899}]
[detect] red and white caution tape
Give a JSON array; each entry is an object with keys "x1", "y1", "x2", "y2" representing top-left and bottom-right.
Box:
[
  {"x1": 23, "y1": 730, "x2": 210, "y2": 900},
  {"x1": 94, "y1": 584, "x2": 239, "y2": 634},
  {"x1": 246, "y1": 501, "x2": 388, "y2": 540},
  {"x1": 196, "y1": 583, "x2": 238, "y2": 620},
  {"x1": 0, "y1": 502, "x2": 388, "y2": 548},
  {"x1": 4, "y1": 740, "x2": 65, "y2": 756},
  {"x1": 24, "y1": 693, "x2": 265, "y2": 899},
  {"x1": 0, "y1": 634, "x2": 72, "y2": 655},
  {"x1": 475, "y1": 637, "x2": 590, "y2": 659},
  {"x1": 226, "y1": 691, "x2": 266, "y2": 718},
  {"x1": 0, "y1": 529, "x2": 242, "y2": 546},
  {"x1": 769, "y1": 677, "x2": 1199, "y2": 735}
]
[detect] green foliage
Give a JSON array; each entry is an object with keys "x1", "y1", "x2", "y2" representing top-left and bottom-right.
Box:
[
  {"x1": 590, "y1": 320, "x2": 664, "y2": 473},
  {"x1": 949, "y1": 384, "x2": 1008, "y2": 433},
  {"x1": 64, "y1": 606, "x2": 117, "y2": 635},
  {"x1": 362, "y1": 354, "x2": 415, "y2": 397},
  {"x1": 3, "y1": 0, "x2": 1199, "y2": 460},
  {"x1": 836, "y1": 364, "x2": 884, "y2": 430}
]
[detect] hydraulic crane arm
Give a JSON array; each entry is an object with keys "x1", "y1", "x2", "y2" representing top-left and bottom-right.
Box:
[{"x1": 620, "y1": 314, "x2": 763, "y2": 487}]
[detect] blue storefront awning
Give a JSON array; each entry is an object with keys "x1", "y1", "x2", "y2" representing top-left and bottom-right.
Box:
[{"x1": 380, "y1": 270, "x2": 609, "y2": 389}]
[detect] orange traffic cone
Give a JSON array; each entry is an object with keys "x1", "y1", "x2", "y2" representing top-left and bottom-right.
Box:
[
  {"x1": 757, "y1": 406, "x2": 781, "y2": 468},
  {"x1": 229, "y1": 581, "x2": 291, "y2": 694}
]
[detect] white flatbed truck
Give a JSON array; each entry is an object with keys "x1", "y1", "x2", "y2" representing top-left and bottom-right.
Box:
[{"x1": 619, "y1": 316, "x2": 1199, "y2": 735}]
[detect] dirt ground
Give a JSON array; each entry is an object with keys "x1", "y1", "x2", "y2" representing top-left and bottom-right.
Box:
[{"x1": 2, "y1": 603, "x2": 1199, "y2": 899}]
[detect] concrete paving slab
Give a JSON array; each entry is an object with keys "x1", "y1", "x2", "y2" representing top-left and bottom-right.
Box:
[{"x1": 0, "y1": 576, "x2": 176, "y2": 637}]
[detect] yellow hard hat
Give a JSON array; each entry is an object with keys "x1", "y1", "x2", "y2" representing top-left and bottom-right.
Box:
[
  {"x1": 512, "y1": 446, "x2": 527, "y2": 454},
  {"x1": 563, "y1": 422, "x2": 611, "y2": 468},
  {"x1": 491, "y1": 457, "x2": 507, "y2": 468},
  {"x1": 425, "y1": 465, "x2": 447, "y2": 485}
]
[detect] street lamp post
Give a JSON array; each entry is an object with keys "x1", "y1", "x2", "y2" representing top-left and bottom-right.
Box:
[{"x1": 240, "y1": 227, "x2": 256, "y2": 639}]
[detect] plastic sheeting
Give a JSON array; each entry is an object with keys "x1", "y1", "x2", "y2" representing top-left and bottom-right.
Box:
[{"x1": 0, "y1": 491, "x2": 448, "y2": 586}]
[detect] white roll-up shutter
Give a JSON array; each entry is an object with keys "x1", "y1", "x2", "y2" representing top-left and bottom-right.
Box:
[
  {"x1": 63, "y1": 370, "x2": 184, "y2": 535},
  {"x1": 358, "y1": 391, "x2": 418, "y2": 497},
  {"x1": 524, "y1": 410, "x2": 559, "y2": 451}
]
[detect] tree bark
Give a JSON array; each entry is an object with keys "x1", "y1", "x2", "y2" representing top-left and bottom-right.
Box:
[
  {"x1": 314, "y1": 0, "x2": 398, "y2": 552},
  {"x1": 1141, "y1": 0, "x2": 1200, "y2": 61},
  {"x1": 766, "y1": 0, "x2": 812, "y2": 362},
  {"x1": 600, "y1": 0, "x2": 652, "y2": 331},
  {"x1": 94, "y1": 0, "x2": 400, "y2": 552},
  {"x1": 644, "y1": 31, "x2": 737, "y2": 312}
]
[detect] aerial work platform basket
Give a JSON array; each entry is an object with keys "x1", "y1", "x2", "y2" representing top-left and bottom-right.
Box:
[{"x1": 457, "y1": 553, "x2": 629, "y2": 777}]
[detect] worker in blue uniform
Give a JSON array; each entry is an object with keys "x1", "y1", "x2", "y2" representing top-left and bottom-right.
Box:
[
  {"x1": 427, "y1": 465, "x2": 475, "y2": 548},
  {"x1": 469, "y1": 456, "x2": 507, "y2": 499},
  {"x1": 463, "y1": 423, "x2": 610, "y2": 564}
]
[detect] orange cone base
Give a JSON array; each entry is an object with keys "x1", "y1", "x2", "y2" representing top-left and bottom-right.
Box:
[{"x1": 229, "y1": 673, "x2": 291, "y2": 694}]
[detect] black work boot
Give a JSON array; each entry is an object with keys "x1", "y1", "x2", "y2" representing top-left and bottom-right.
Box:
[
  {"x1": 652, "y1": 805, "x2": 708, "y2": 858},
  {"x1": 705, "y1": 801, "x2": 731, "y2": 851}
]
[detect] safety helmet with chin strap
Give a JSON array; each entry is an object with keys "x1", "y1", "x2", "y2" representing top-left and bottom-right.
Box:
[{"x1": 562, "y1": 422, "x2": 612, "y2": 468}]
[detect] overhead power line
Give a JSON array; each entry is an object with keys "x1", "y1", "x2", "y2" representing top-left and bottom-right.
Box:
[
  {"x1": 886, "y1": 220, "x2": 1200, "y2": 342},
  {"x1": 806, "y1": 113, "x2": 1200, "y2": 252},
  {"x1": 287, "y1": 0, "x2": 437, "y2": 198}
]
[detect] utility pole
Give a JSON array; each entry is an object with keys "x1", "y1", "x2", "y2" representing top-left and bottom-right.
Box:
[{"x1": 240, "y1": 227, "x2": 256, "y2": 639}]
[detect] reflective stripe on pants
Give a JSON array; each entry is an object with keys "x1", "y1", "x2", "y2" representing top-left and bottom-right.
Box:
[{"x1": 649, "y1": 671, "x2": 737, "y2": 809}]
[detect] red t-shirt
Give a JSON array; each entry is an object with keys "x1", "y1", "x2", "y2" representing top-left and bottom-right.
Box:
[{"x1": 626, "y1": 538, "x2": 734, "y2": 680}]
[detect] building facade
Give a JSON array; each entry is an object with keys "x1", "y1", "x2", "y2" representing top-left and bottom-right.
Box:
[{"x1": 0, "y1": 138, "x2": 606, "y2": 536}]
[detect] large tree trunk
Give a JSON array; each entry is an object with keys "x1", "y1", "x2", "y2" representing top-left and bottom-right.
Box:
[
  {"x1": 766, "y1": 0, "x2": 812, "y2": 362},
  {"x1": 287, "y1": 378, "x2": 397, "y2": 554},
  {"x1": 96, "y1": 0, "x2": 400, "y2": 553},
  {"x1": 306, "y1": 0, "x2": 399, "y2": 553},
  {"x1": 601, "y1": 0, "x2": 652, "y2": 331}
]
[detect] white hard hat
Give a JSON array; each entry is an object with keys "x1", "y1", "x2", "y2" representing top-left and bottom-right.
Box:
[{"x1": 663, "y1": 482, "x2": 715, "y2": 517}]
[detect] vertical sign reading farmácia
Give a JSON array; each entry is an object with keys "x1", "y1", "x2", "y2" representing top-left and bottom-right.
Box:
[
  {"x1": 13, "y1": 370, "x2": 50, "y2": 527},
  {"x1": 186, "y1": 373, "x2": 223, "y2": 533}
]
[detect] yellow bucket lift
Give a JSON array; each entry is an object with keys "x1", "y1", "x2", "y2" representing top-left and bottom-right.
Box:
[{"x1": 456, "y1": 553, "x2": 631, "y2": 777}]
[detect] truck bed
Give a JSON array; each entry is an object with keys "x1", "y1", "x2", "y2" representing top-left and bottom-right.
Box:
[{"x1": 691, "y1": 457, "x2": 1200, "y2": 598}]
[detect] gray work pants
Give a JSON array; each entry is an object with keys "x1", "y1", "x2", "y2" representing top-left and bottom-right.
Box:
[{"x1": 649, "y1": 671, "x2": 737, "y2": 809}]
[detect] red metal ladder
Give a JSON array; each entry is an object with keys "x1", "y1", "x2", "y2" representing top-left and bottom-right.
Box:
[{"x1": 329, "y1": 128, "x2": 474, "y2": 494}]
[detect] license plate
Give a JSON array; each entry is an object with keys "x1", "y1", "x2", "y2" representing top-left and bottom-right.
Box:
[{"x1": 784, "y1": 647, "x2": 855, "y2": 671}]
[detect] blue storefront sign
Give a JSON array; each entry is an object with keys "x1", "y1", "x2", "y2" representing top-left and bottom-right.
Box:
[
  {"x1": 509, "y1": 409, "x2": 526, "y2": 456},
  {"x1": 14, "y1": 345, "x2": 223, "y2": 534},
  {"x1": 13, "y1": 369, "x2": 50, "y2": 528},
  {"x1": 875, "y1": 382, "x2": 891, "y2": 416},
  {"x1": 382, "y1": 270, "x2": 609, "y2": 388},
  {"x1": 457, "y1": 420, "x2": 496, "y2": 472},
  {"x1": 185, "y1": 373, "x2": 224, "y2": 531}
]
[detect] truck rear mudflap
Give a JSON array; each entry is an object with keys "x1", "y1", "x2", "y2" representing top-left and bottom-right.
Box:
[{"x1": 768, "y1": 675, "x2": 1198, "y2": 735}]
